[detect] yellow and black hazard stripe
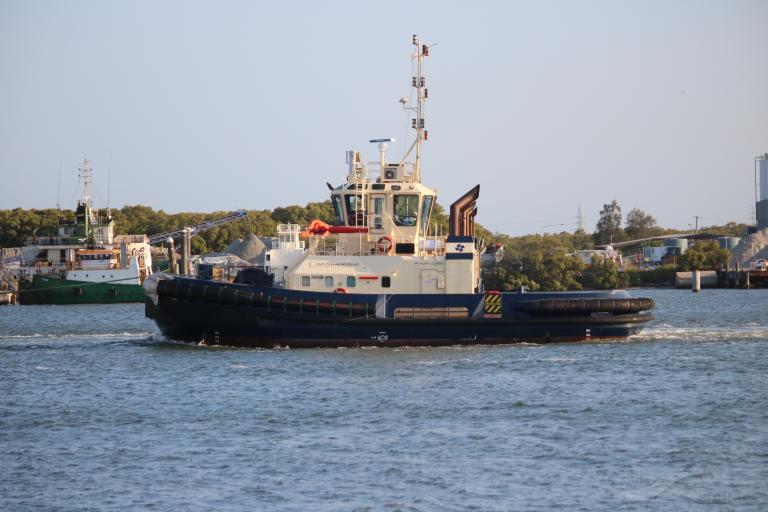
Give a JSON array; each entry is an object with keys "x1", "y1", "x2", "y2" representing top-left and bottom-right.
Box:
[{"x1": 484, "y1": 292, "x2": 502, "y2": 316}]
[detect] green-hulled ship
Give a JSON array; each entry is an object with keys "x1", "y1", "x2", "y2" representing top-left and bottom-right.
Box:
[{"x1": 18, "y1": 159, "x2": 153, "y2": 305}]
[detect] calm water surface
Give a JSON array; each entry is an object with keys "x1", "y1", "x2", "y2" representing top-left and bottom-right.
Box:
[{"x1": 1, "y1": 289, "x2": 767, "y2": 511}]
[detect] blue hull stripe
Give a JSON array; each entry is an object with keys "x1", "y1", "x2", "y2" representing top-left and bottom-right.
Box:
[{"x1": 446, "y1": 253, "x2": 474, "y2": 260}]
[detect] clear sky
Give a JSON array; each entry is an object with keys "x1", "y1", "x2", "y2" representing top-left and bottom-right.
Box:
[{"x1": 1, "y1": 0, "x2": 766, "y2": 235}]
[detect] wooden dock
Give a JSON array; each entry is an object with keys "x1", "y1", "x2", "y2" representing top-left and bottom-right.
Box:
[{"x1": 718, "y1": 269, "x2": 768, "y2": 289}]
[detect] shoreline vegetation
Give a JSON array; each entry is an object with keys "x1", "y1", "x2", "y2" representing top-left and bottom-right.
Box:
[{"x1": 0, "y1": 200, "x2": 742, "y2": 291}]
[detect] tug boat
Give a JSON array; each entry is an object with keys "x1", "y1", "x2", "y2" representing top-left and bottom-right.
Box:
[{"x1": 144, "y1": 36, "x2": 654, "y2": 347}]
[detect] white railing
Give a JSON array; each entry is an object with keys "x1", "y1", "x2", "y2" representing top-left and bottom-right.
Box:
[
  {"x1": 350, "y1": 161, "x2": 418, "y2": 184},
  {"x1": 114, "y1": 234, "x2": 147, "y2": 244},
  {"x1": 306, "y1": 234, "x2": 446, "y2": 257}
]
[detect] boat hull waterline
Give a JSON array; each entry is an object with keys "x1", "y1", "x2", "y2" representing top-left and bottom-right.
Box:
[
  {"x1": 19, "y1": 274, "x2": 145, "y2": 305},
  {"x1": 145, "y1": 276, "x2": 654, "y2": 348}
]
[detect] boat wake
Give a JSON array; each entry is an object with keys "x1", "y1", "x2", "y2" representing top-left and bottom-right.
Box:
[
  {"x1": 1, "y1": 332, "x2": 150, "y2": 339},
  {"x1": 633, "y1": 325, "x2": 768, "y2": 343},
  {"x1": 0, "y1": 331, "x2": 154, "y2": 349}
]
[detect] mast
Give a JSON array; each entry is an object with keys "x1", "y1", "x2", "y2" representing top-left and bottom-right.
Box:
[
  {"x1": 412, "y1": 34, "x2": 428, "y2": 182},
  {"x1": 78, "y1": 158, "x2": 93, "y2": 240},
  {"x1": 400, "y1": 35, "x2": 430, "y2": 182}
]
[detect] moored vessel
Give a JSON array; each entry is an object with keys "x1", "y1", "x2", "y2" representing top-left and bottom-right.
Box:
[
  {"x1": 18, "y1": 159, "x2": 153, "y2": 304},
  {"x1": 144, "y1": 36, "x2": 654, "y2": 347}
]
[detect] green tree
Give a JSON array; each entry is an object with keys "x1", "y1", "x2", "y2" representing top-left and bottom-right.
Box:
[
  {"x1": 482, "y1": 257, "x2": 538, "y2": 291},
  {"x1": 698, "y1": 222, "x2": 747, "y2": 237},
  {"x1": 522, "y1": 236, "x2": 584, "y2": 291},
  {"x1": 678, "y1": 240, "x2": 730, "y2": 271},
  {"x1": 625, "y1": 208, "x2": 659, "y2": 239},
  {"x1": 245, "y1": 210, "x2": 277, "y2": 237},
  {"x1": 271, "y1": 205, "x2": 309, "y2": 225},
  {"x1": 583, "y1": 254, "x2": 629, "y2": 289},
  {"x1": 483, "y1": 234, "x2": 584, "y2": 291},
  {"x1": 563, "y1": 229, "x2": 594, "y2": 251},
  {"x1": 0, "y1": 208, "x2": 62, "y2": 247},
  {"x1": 594, "y1": 200, "x2": 624, "y2": 245},
  {"x1": 304, "y1": 201, "x2": 336, "y2": 224}
]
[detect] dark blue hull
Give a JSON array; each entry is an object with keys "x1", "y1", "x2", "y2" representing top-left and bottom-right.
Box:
[{"x1": 145, "y1": 277, "x2": 654, "y2": 348}]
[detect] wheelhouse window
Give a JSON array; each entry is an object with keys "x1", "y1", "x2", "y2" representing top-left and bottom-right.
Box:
[
  {"x1": 301, "y1": 276, "x2": 310, "y2": 287},
  {"x1": 325, "y1": 276, "x2": 334, "y2": 288},
  {"x1": 332, "y1": 195, "x2": 344, "y2": 225},
  {"x1": 371, "y1": 196, "x2": 384, "y2": 230},
  {"x1": 420, "y1": 195, "x2": 434, "y2": 236},
  {"x1": 393, "y1": 194, "x2": 419, "y2": 227},
  {"x1": 346, "y1": 276, "x2": 356, "y2": 288},
  {"x1": 344, "y1": 195, "x2": 367, "y2": 226},
  {"x1": 382, "y1": 276, "x2": 391, "y2": 288}
]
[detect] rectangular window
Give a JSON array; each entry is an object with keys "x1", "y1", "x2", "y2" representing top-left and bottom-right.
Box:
[
  {"x1": 301, "y1": 276, "x2": 310, "y2": 287},
  {"x1": 346, "y1": 276, "x2": 356, "y2": 288},
  {"x1": 344, "y1": 195, "x2": 367, "y2": 226},
  {"x1": 393, "y1": 195, "x2": 419, "y2": 226},
  {"x1": 420, "y1": 195, "x2": 434, "y2": 236},
  {"x1": 332, "y1": 195, "x2": 344, "y2": 225},
  {"x1": 325, "y1": 276, "x2": 334, "y2": 288},
  {"x1": 382, "y1": 276, "x2": 391, "y2": 288},
  {"x1": 371, "y1": 195, "x2": 384, "y2": 230}
]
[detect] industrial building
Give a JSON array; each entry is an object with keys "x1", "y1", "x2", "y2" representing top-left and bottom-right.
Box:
[{"x1": 757, "y1": 153, "x2": 768, "y2": 230}]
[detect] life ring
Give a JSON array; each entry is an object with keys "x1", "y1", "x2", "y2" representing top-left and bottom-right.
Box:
[
  {"x1": 335, "y1": 287, "x2": 347, "y2": 294},
  {"x1": 376, "y1": 236, "x2": 394, "y2": 254}
]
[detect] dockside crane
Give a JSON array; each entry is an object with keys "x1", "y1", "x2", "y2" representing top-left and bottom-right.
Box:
[
  {"x1": 148, "y1": 209, "x2": 248, "y2": 275},
  {"x1": 147, "y1": 209, "x2": 248, "y2": 245}
]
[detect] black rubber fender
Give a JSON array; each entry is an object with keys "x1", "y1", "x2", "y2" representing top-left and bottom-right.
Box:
[{"x1": 523, "y1": 297, "x2": 655, "y2": 316}]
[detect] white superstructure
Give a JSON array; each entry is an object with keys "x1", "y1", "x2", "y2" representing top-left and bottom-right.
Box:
[
  {"x1": 19, "y1": 159, "x2": 153, "y2": 285},
  {"x1": 263, "y1": 36, "x2": 483, "y2": 295}
]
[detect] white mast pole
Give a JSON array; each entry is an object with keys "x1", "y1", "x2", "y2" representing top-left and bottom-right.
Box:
[
  {"x1": 78, "y1": 158, "x2": 93, "y2": 240},
  {"x1": 412, "y1": 34, "x2": 428, "y2": 183},
  {"x1": 79, "y1": 158, "x2": 92, "y2": 207}
]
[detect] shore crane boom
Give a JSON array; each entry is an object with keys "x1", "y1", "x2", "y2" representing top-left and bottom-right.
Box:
[{"x1": 147, "y1": 209, "x2": 247, "y2": 245}]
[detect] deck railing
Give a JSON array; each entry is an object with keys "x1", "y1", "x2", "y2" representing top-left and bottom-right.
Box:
[{"x1": 307, "y1": 234, "x2": 446, "y2": 257}]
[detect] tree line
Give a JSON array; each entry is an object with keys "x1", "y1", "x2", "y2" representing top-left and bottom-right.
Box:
[
  {"x1": 592, "y1": 200, "x2": 745, "y2": 244},
  {"x1": 0, "y1": 202, "x2": 336, "y2": 255},
  {"x1": 0, "y1": 200, "x2": 740, "y2": 289}
]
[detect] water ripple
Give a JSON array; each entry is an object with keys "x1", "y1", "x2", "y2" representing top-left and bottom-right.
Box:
[{"x1": 1, "y1": 292, "x2": 767, "y2": 511}]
